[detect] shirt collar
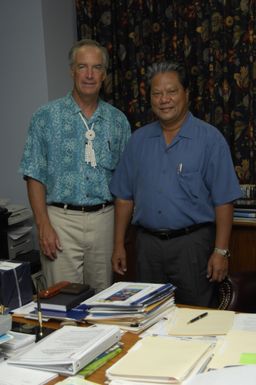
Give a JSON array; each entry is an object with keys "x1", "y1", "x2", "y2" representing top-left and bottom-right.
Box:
[
  {"x1": 65, "y1": 92, "x2": 109, "y2": 123},
  {"x1": 147, "y1": 111, "x2": 194, "y2": 139}
]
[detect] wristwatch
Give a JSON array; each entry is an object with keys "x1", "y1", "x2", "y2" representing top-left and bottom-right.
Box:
[{"x1": 214, "y1": 247, "x2": 231, "y2": 258}]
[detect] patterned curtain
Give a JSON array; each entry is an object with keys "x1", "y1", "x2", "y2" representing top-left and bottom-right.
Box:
[{"x1": 76, "y1": 0, "x2": 256, "y2": 183}]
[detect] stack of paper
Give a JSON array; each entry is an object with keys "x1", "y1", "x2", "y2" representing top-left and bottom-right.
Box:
[
  {"x1": 83, "y1": 281, "x2": 176, "y2": 333},
  {"x1": 8, "y1": 324, "x2": 121, "y2": 375},
  {"x1": 106, "y1": 336, "x2": 214, "y2": 384},
  {"x1": 0, "y1": 330, "x2": 35, "y2": 357},
  {"x1": 0, "y1": 361, "x2": 58, "y2": 385}
]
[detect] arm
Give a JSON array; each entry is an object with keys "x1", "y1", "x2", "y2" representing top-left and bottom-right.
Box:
[
  {"x1": 26, "y1": 177, "x2": 62, "y2": 260},
  {"x1": 207, "y1": 203, "x2": 233, "y2": 282},
  {"x1": 112, "y1": 198, "x2": 134, "y2": 275}
]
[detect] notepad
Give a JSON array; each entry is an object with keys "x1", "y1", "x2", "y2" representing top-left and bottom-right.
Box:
[
  {"x1": 167, "y1": 307, "x2": 235, "y2": 336},
  {"x1": 106, "y1": 336, "x2": 214, "y2": 384}
]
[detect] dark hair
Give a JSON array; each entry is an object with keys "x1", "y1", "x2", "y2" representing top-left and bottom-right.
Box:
[
  {"x1": 147, "y1": 62, "x2": 189, "y2": 89},
  {"x1": 68, "y1": 39, "x2": 109, "y2": 70}
]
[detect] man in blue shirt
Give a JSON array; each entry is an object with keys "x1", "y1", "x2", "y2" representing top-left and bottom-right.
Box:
[
  {"x1": 20, "y1": 39, "x2": 131, "y2": 292},
  {"x1": 110, "y1": 62, "x2": 241, "y2": 307}
]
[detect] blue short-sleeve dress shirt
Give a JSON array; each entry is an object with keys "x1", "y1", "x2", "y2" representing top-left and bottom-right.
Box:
[
  {"x1": 110, "y1": 112, "x2": 242, "y2": 229},
  {"x1": 19, "y1": 92, "x2": 131, "y2": 205}
]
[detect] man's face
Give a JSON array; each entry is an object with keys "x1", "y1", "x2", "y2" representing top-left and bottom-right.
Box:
[
  {"x1": 71, "y1": 46, "x2": 106, "y2": 99},
  {"x1": 150, "y1": 71, "x2": 189, "y2": 128}
]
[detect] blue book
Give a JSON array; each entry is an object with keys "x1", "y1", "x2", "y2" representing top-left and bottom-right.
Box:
[{"x1": 234, "y1": 211, "x2": 256, "y2": 218}]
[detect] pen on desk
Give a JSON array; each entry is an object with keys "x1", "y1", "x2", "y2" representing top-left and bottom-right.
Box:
[
  {"x1": 36, "y1": 283, "x2": 44, "y2": 339},
  {"x1": 187, "y1": 312, "x2": 208, "y2": 324}
]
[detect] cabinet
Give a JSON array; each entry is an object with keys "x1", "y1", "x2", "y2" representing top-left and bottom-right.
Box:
[{"x1": 230, "y1": 221, "x2": 256, "y2": 273}]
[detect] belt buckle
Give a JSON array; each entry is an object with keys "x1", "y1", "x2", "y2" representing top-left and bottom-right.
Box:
[{"x1": 159, "y1": 231, "x2": 172, "y2": 240}]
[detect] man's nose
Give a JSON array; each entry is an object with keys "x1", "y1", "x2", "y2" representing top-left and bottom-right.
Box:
[
  {"x1": 160, "y1": 93, "x2": 172, "y2": 102},
  {"x1": 85, "y1": 67, "x2": 94, "y2": 78}
]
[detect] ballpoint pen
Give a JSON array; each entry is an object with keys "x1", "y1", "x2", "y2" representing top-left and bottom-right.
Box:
[
  {"x1": 187, "y1": 312, "x2": 208, "y2": 324},
  {"x1": 36, "y1": 283, "x2": 44, "y2": 340}
]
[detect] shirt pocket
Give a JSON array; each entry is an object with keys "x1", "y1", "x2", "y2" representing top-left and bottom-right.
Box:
[
  {"x1": 97, "y1": 142, "x2": 117, "y2": 171},
  {"x1": 177, "y1": 170, "x2": 206, "y2": 200}
]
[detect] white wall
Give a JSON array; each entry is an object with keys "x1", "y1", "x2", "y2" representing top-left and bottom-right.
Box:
[{"x1": 0, "y1": 0, "x2": 76, "y2": 206}]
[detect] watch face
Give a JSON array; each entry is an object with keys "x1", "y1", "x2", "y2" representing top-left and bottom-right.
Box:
[{"x1": 224, "y1": 250, "x2": 231, "y2": 258}]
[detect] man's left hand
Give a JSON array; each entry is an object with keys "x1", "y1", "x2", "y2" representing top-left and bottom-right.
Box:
[{"x1": 207, "y1": 252, "x2": 228, "y2": 282}]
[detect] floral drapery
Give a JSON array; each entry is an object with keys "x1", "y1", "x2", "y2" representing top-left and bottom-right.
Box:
[{"x1": 76, "y1": 0, "x2": 256, "y2": 183}]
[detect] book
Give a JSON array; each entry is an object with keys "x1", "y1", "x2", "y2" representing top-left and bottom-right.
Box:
[
  {"x1": 234, "y1": 211, "x2": 256, "y2": 218},
  {"x1": 8, "y1": 324, "x2": 121, "y2": 375},
  {"x1": 106, "y1": 336, "x2": 214, "y2": 384},
  {"x1": 82, "y1": 281, "x2": 175, "y2": 309},
  {"x1": 40, "y1": 287, "x2": 95, "y2": 311}
]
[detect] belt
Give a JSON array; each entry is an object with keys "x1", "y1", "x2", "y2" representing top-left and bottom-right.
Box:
[
  {"x1": 141, "y1": 222, "x2": 213, "y2": 240},
  {"x1": 50, "y1": 201, "x2": 113, "y2": 212}
]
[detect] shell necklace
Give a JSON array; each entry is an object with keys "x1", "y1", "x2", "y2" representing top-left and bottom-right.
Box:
[{"x1": 79, "y1": 112, "x2": 96, "y2": 168}]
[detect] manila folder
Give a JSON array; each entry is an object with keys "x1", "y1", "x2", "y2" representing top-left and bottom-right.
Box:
[{"x1": 106, "y1": 336, "x2": 213, "y2": 383}]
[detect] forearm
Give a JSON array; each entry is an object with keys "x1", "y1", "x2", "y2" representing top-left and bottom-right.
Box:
[
  {"x1": 26, "y1": 178, "x2": 50, "y2": 228},
  {"x1": 214, "y1": 203, "x2": 234, "y2": 249},
  {"x1": 113, "y1": 198, "x2": 134, "y2": 249}
]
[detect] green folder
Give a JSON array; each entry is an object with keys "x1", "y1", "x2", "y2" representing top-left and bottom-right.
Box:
[{"x1": 78, "y1": 345, "x2": 122, "y2": 377}]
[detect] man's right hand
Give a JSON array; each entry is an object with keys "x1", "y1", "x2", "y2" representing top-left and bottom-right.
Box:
[
  {"x1": 38, "y1": 220, "x2": 62, "y2": 260},
  {"x1": 112, "y1": 245, "x2": 127, "y2": 275}
]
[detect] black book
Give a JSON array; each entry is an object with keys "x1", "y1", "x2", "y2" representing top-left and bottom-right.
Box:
[{"x1": 40, "y1": 287, "x2": 95, "y2": 311}]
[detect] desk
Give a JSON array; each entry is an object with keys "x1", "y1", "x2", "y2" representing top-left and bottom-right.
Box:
[{"x1": 12, "y1": 315, "x2": 139, "y2": 385}]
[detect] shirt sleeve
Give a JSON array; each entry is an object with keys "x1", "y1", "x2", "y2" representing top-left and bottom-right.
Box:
[
  {"x1": 110, "y1": 135, "x2": 135, "y2": 200},
  {"x1": 19, "y1": 111, "x2": 48, "y2": 185},
  {"x1": 205, "y1": 135, "x2": 242, "y2": 205}
]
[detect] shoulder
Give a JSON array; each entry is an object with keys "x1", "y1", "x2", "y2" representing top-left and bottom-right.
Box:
[
  {"x1": 186, "y1": 113, "x2": 227, "y2": 144},
  {"x1": 130, "y1": 121, "x2": 161, "y2": 141},
  {"x1": 99, "y1": 100, "x2": 129, "y2": 124},
  {"x1": 31, "y1": 94, "x2": 73, "y2": 119}
]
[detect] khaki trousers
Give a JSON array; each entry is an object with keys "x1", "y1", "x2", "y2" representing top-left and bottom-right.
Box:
[{"x1": 40, "y1": 205, "x2": 114, "y2": 293}]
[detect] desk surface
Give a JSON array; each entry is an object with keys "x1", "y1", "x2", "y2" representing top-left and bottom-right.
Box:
[{"x1": 12, "y1": 315, "x2": 139, "y2": 385}]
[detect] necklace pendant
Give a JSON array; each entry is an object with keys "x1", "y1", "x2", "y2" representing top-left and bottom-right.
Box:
[{"x1": 85, "y1": 129, "x2": 95, "y2": 141}]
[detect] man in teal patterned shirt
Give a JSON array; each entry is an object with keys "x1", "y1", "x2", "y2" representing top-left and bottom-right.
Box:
[{"x1": 19, "y1": 39, "x2": 131, "y2": 292}]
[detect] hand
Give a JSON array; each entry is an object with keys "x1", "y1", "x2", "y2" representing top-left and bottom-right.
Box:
[
  {"x1": 38, "y1": 220, "x2": 62, "y2": 260},
  {"x1": 207, "y1": 252, "x2": 228, "y2": 282},
  {"x1": 112, "y1": 245, "x2": 127, "y2": 275}
]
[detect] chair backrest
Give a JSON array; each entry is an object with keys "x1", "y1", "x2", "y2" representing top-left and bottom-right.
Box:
[{"x1": 218, "y1": 271, "x2": 256, "y2": 313}]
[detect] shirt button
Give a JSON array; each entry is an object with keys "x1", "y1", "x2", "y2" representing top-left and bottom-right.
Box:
[{"x1": 158, "y1": 210, "x2": 162, "y2": 214}]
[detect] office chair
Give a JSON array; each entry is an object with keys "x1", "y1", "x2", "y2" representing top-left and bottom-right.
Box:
[{"x1": 218, "y1": 271, "x2": 256, "y2": 313}]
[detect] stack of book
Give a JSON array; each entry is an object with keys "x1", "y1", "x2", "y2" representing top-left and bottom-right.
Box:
[
  {"x1": 233, "y1": 207, "x2": 256, "y2": 222},
  {"x1": 82, "y1": 281, "x2": 176, "y2": 333}
]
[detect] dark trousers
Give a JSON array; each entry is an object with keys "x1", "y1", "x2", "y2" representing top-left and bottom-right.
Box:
[{"x1": 135, "y1": 225, "x2": 219, "y2": 308}]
